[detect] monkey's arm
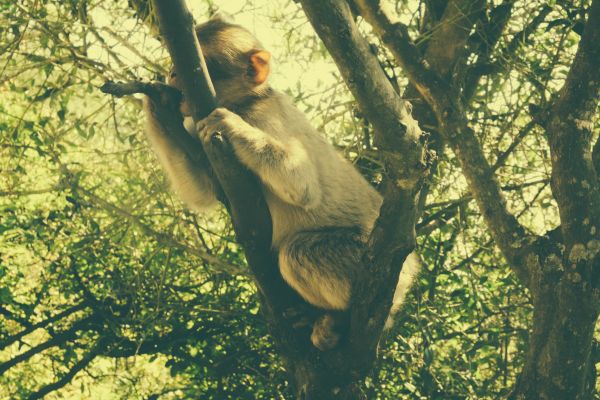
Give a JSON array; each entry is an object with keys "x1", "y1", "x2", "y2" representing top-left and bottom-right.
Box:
[
  {"x1": 144, "y1": 98, "x2": 217, "y2": 211},
  {"x1": 197, "y1": 108, "x2": 322, "y2": 209}
]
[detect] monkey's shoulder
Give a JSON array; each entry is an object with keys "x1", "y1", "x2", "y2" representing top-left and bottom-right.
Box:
[{"x1": 235, "y1": 89, "x2": 320, "y2": 139}]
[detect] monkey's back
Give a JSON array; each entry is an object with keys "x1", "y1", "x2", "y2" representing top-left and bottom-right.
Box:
[{"x1": 236, "y1": 90, "x2": 382, "y2": 248}]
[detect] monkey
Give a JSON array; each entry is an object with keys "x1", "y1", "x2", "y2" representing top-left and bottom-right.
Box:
[{"x1": 143, "y1": 17, "x2": 420, "y2": 350}]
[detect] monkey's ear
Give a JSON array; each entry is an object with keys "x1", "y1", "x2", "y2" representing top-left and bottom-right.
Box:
[{"x1": 248, "y1": 50, "x2": 271, "y2": 85}]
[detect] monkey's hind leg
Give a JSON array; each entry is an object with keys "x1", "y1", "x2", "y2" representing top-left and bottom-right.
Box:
[
  {"x1": 311, "y1": 313, "x2": 351, "y2": 351},
  {"x1": 278, "y1": 227, "x2": 365, "y2": 350}
]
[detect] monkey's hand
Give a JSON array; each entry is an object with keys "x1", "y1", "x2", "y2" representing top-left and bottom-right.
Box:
[
  {"x1": 142, "y1": 83, "x2": 186, "y2": 137},
  {"x1": 143, "y1": 86, "x2": 184, "y2": 118},
  {"x1": 195, "y1": 107, "x2": 247, "y2": 145},
  {"x1": 196, "y1": 108, "x2": 322, "y2": 209}
]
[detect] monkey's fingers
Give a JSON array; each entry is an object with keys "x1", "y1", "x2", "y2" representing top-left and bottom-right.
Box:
[
  {"x1": 101, "y1": 81, "x2": 182, "y2": 107},
  {"x1": 195, "y1": 120, "x2": 209, "y2": 142},
  {"x1": 196, "y1": 121, "x2": 224, "y2": 146}
]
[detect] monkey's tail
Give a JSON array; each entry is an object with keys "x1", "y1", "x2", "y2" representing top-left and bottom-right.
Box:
[{"x1": 384, "y1": 252, "x2": 422, "y2": 329}]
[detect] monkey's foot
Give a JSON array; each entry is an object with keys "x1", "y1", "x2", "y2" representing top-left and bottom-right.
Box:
[
  {"x1": 311, "y1": 314, "x2": 340, "y2": 351},
  {"x1": 282, "y1": 307, "x2": 312, "y2": 329}
]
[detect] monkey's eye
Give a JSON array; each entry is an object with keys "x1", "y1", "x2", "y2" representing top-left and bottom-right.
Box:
[
  {"x1": 205, "y1": 58, "x2": 235, "y2": 81},
  {"x1": 170, "y1": 70, "x2": 177, "y2": 79}
]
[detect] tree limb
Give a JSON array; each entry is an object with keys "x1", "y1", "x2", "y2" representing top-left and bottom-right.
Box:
[
  {"x1": 27, "y1": 340, "x2": 105, "y2": 400},
  {"x1": 464, "y1": 4, "x2": 552, "y2": 102},
  {"x1": 301, "y1": 0, "x2": 425, "y2": 184},
  {"x1": 355, "y1": 0, "x2": 536, "y2": 287},
  {"x1": 545, "y1": 0, "x2": 600, "y2": 246},
  {"x1": 0, "y1": 317, "x2": 93, "y2": 375},
  {"x1": 166, "y1": 0, "x2": 298, "y2": 313},
  {"x1": 0, "y1": 303, "x2": 87, "y2": 351},
  {"x1": 353, "y1": 0, "x2": 446, "y2": 107},
  {"x1": 300, "y1": 0, "x2": 428, "y2": 376},
  {"x1": 423, "y1": 0, "x2": 486, "y2": 77}
]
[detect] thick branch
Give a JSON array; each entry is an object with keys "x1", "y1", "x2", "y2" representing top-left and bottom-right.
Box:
[
  {"x1": 148, "y1": 3, "x2": 217, "y2": 120},
  {"x1": 300, "y1": 0, "x2": 427, "y2": 372},
  {"x1": 355, "y1": 0, "x2": 483, "y2": 98},
  {"x1": 354, "y1": 0, "x2": 446, "y2": 107},
  {"x1": 149, "y1": 0, "x2": 297, "y2": 318},
  {"x1": 423, "y1": 0, "x2": 486, "y2": 77},
  {"x1": 545, "y1": 0, "x2": 600, "y2": 246},
  {"x1": 357, "y1": 0, "x2": 534, "y2": 286},
  {"x1": 300, "y1": 0, "x2": 424, "y2": 186},
  {"x1": 444, "y1": 118, "x2": 535, "y2": 286}
]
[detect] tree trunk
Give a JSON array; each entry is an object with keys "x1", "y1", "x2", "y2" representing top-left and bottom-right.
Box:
[
  {"x1": 510, "y1": 2, "x2": 600, "y2": 397},
  {"x1": 288, "y1": 362, "x2": 365, "y2": 400},
  {"x1": 509, "y1": 277, "x2": 598, "y2": 399}
]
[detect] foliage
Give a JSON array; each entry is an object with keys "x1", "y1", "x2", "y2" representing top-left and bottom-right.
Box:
[{"x1": 0, "y1": 0, "x2": 597, "y2": 399}]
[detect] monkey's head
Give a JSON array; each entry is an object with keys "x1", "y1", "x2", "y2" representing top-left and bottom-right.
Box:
[{"x1": 169, "y1": 17, "x2": 271, "y2": 113}]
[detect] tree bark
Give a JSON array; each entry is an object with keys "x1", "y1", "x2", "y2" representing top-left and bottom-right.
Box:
[
  {"x1": 509, "y1": 1, "x2": 600, "y2": 398},
  {"x1": 509, "y1": 278, "x2": 597, "y2": 399}
]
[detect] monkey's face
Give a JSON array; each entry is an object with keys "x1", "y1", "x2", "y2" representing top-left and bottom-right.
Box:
[
  {"x1": 204, "y1": 48, "x2": 270, "y2": 106},
  {"x1": 168, "y1": 19, "x2": 272, "y2": 114},
  {"x1": 167, "y1": 50, "x2": 271, "y2": 116}
]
